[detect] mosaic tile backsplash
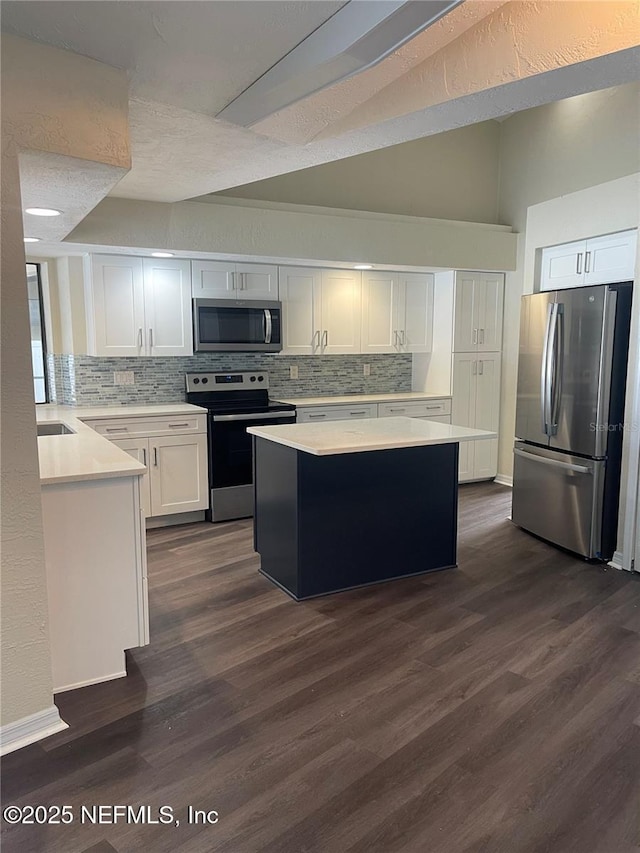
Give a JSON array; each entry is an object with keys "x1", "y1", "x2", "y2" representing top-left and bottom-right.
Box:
[{"x1": 49, "y1": 353, "x2": 412, "y2": 406}]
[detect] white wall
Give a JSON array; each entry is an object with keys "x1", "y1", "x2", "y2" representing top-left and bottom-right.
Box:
[
  {"x1": 218, "y1": 121, "x2": 502, "y2": 224},
  {"x1": 496, "y1": 83, "x2": 640, "y2": 483},
  {"x1": 0, "y1": 142, "x2": 57, "y2": 730}
]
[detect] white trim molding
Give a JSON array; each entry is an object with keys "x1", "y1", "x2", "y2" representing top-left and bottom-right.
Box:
[
  {"x1": 0, "y1": 705, "x2": 68, "y2": 756},
  {"x1": 494, "y1": 474, "x2": 513, "y2": 487}
]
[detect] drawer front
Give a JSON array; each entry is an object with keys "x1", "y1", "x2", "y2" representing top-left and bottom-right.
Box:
[
  {"x1": 86, "y1": 414, "x2": 207, "y2": 438},
  {"x1": 378, "y1": 399, "x2": 451, "y2": 418},
  {"x1": 296, "y1": 404, "x2": 378, "y2": 423}
]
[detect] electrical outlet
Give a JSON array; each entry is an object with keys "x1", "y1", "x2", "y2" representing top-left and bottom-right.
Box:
[
  {"x1": 363, "y1": 363, "x2": 371, "y2": 377},
  {"x1": 289, "y1": 365, "x2": 299, "y2": 380},
  {"x1": 113, "y1": 371, "x2": 135, "y2": 386}
]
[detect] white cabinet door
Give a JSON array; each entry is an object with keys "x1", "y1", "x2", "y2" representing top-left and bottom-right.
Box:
[
  {"x1": 320, "y1": 269, "x2": 361, "y2": 354},
  {"x1": 540, "y1": 241, "x2": 586, "y2": 291},
  {"x1": 453, "y1": 272, "x2": 479, "y2": 352},
  {"x1": 235, "y1": 263, "x2": 279, "y2": 299},
  {"x1": 143, "y1": 258, "x2": 193, "y2": 356},
  {"x1": 452, "y1": 353, "x2": 477, "y2": 482},
  {"x1": 583, "y1": 230, "x2": 637, "y2": 286},
  {"x1": 191, "y1": 261, "x2": 236, "y2": 298},
  {"x1": 112, "y1": 438, "x2": 151, "y2": 518},
  {"x1": 476, "y1": 274, "x2": 504, "y2": 352},
  {"x1": 473, "y1": 353, "x2": 501, "y2": 480},
  {"x1": 361, "y1": 271, "x2": 399, "y2": 353},
  {"x1": 279, "y1": 267, "x2": 321, "y2": 355},
  {"x1": 400, "y1": 273, "x2": 434, "y2": 353},
  {"x1": 149, "y1": 433, "x2": 209, "y2": 516},
  {"x1": 88, "y1": 255, "x2": 145, "y2": 356}
]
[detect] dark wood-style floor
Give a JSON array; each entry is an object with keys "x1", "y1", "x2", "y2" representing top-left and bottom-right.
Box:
[{"x1": 3, "y1": 483, "x2": 640, "y2": 853}]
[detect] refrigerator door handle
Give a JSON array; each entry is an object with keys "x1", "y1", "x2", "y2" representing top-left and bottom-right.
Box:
[
  {"x1": 541, "y1": 303, "x2": 555, "y2": 435},
  {"x1": 514, "y1": 448, "x2": 592, "y2": 475},
  {"x1": 549, "y1": 303, "x2": 563, "y2": 435}
]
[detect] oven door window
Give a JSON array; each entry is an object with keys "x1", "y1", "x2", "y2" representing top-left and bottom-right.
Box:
[
  {"x1": 210, "y1": 416, "x2": 293, "y2": 488},
  {"x1": 198, "y1": 306, "x2": 280, "y2": 346}
]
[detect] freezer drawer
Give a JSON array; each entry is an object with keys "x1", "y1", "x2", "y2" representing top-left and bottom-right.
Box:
[{"x1": 511, "y1": 443, "x2": 604, "y2": 559}]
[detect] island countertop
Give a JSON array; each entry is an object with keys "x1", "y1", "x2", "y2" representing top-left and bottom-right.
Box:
[{"x1": 248, "y1": 416, "x2": 496, "y2": 456}]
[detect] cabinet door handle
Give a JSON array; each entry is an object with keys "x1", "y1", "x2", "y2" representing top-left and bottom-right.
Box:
[
  {"x1": 584, "y1": 251, "x2": 591, "y2": 274},
  {"x1": 479, "y1": 328, "x2": 485, "y2": 345},
  {"x1": 138, "y1": 327, "x2": 143, "y2": 349},
  {"x1": 308, "y1": 413, "x2": 326, "y2": 419},
  {"x1": 153, "y1": 447, "x2": 158, "y2": 466},
  {"x1": 142, "y1": 447, "x2": 147, "y2": 466},
  {"x1": 576, "y1": 253, "x2": 583, "y2": 275},
  {"x1": 231, "y1": 272, "x2": 237, "y2": 290},
  {"x1": 322, "y1": 330, "x2": 328, "y2": 349},
  {"x1": 473, "y1": 360, "x2": 477, "y2": 375},
  {"x1": 168, "y1": 422, "x2": 189, "y2": 428},
  {"x1": 473, "y1": 328, "x2": 478, "y2": 344},
  {"x1": 394, "y1": 330, "x2": 399, "y2": 346},
  {"x1": 479, "y1": 360, "x2": 484, "y2": 375},
  {"x1": 400, "y1": 330, "x2": 406, "y2": 345},
  {"x1": 239, "y1": 272, "x2": 245, "y2": 290},
  {"x1": 149, "y1": 328, "x2": 153, "y2": 350},
  {"x1": 313, "y1": 330, "x2": 321, "y2": 351}
]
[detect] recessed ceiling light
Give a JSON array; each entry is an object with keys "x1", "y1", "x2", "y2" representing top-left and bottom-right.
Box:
[
  {"x1": 151, "y1": 252, "x2": 175, "y2": 258},
  {"x1": 354, "y1": 264, "x2": 373, "y2": 270},
  {"x1": 25, "y1": 207, "x2": 62, "y2": 217},
  {"x1": 23, "y1": 237, "x2": 41, "y2": 243}
]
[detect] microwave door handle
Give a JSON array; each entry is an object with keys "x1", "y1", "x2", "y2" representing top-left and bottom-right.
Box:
[{"x1": 264, "y1": 309, "x2": 272, "y2": 344}]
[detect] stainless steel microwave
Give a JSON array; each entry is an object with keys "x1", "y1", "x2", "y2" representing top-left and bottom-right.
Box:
[{"x1": 193, "y1": 299, "x2": 283, "y2": 352}]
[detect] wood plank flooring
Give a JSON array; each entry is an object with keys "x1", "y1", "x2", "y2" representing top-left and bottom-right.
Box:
[{"x1": 3, "y1": 483, "x2": 640, "y2": 852}]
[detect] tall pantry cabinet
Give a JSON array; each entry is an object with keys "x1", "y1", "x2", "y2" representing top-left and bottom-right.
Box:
[{"x1": 451, "y1": 272, "x2": 504, "y2": 482}]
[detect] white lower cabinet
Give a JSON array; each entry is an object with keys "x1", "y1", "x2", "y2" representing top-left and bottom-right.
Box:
[
  {"x1": 86, "y1": 413, "x2": 209, "y2": 520},
  {"x1": 148, "y1": 433, "x2": 208, "y2": 516},
  {"x1": 296, "y1": 403, "x2": 378, "y2": 423},
  {"x1": 451, "y1": 352, "x2": 501, "y2": 482}
]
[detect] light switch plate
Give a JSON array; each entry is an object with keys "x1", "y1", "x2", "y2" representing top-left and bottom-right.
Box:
[
  {"x1": 363, "y1": 363, "x2": 371, "y2": 377},
  {"x1": 114, "y1": 371, "x2": 135, "y2": 386},
  {"x1": 289, "y1": 365, "x2": 299, "y2": 380}
]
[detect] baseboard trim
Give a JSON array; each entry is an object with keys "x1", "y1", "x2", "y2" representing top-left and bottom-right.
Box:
[
  {"x1": 608, "y1": 550, "x2": 628, "y2": 572},
  {"x1": 494, "y1": 474, "x2": 513, "y2": 487},
  {"x1": 146, "y1": 510, "x2": 205, "y2": 529},
  {"x1": 0, "y1": 705, "x2": 68, "y2": 756},
  {"x1": 54, "y1": 669, "x2": 127, "y2": 695}
]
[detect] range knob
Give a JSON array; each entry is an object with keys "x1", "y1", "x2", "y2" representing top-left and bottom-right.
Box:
[
  {"x1": 257, "y1": 375, "x2": 264, "y2": 382},
  {"x1": 250, "y1": 375, "x2": 256, "y2": 382},
  {"x1": 193, "y1": 377, "x2": 200, "y2": 384},
  {"x1": 201, "y1": 377, "x2": 208, "y2": 384}
]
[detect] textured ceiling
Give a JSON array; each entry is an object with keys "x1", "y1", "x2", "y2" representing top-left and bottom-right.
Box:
[{"x1": 3, "y1": 0, "x2": 639, "y2": 213}]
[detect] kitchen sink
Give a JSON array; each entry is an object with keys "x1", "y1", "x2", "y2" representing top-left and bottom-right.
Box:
[{"x1": 37, "y1": 422, "x2": 75, "y2": 436}]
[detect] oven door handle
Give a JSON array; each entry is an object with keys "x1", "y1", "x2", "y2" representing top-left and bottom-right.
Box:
[
  {"x1": 212, "y1": 411, "x2": 296, "y2": 422},
  {"x1": 264, "y1": 309, "x2": 272, "y2": 344}
]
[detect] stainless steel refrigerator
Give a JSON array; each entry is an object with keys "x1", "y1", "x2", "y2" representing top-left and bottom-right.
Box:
[{"x1": 512, "y1": 282, "x2": 632, "y2": 560}]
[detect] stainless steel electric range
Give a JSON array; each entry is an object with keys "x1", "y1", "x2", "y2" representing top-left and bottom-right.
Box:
[{"x1": 185, "y1": 372, "x2": 296, "y2": 522}]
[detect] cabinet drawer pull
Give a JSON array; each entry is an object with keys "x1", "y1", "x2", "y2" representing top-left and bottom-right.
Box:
[
  {"x1": 349, "y1": 411, "x2": 368, "y2": 416},
  {"x1": 308, "y1": 413, "x2": 327, "y2": 419},
  {"x1": 106, "y1": 427, "x2": 128, "y2": 433},
  {"x1": 388, "y1": 407, "x2": 406, "y2": 413},
  {"x1": 168, "y1": 422, "x2": 190, "y2": 428},
  {"x1": 425, "y1": 405, "x2": 442, "y2": 410}
]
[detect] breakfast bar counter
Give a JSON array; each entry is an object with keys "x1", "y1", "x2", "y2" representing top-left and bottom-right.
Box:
[{"x1": 248, "y1": 417, "x2": 496, "y2": 600}]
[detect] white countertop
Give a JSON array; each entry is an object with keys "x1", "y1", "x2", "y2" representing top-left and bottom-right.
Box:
[
  {"x1": 274, "y1": 392, "x2": 451, "y2": 407},
  {"x1": 36, "y1": 403, "x2": 206, "y2": 485},
  {"x1": 248, "y1": 417, "x2": 496, "y2": 456}
]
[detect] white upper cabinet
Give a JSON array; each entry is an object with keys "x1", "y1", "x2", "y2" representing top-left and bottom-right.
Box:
[
  {"x1": 280, "y1": 267, "x2": 361, "y2": 355},
  {"x1": 320, "y1": 269, "x2": 362, "y2": 354},
  {"x1": 87, "y1": 255, "x2": 193, "y2": 356},
  {"x1": 142, "y1": 258, "x2": 193, "y2": 356},
  {"x1": 279, "y1": 267, "x2": 322, "y2": 355},
  {"x1": 361, "y1": 271, "x2": 433, "y2": 354},
  {"x1": 540, "y1": 230, "x2": 637, "y2": 291},
  {"x1": 453, "y1": 271, "x2": 504, "y2": 352},
  {"x1": 87, "y1": 255, "x2": 146, "y2": 357},
  {"x1": 400, "y1": 273, "x2": 434, "y2": 353},
  {"x1": 361, "y1": 271, "x2": 398, "y2": 354},
  {"x1": 192, "y1": 261, "x2": 278, "y2": 300}
]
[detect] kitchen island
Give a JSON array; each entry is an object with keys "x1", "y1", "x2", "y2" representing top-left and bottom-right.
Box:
[{"x1": 248, "y1": 417, "x2": 496, "y2": 600}]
